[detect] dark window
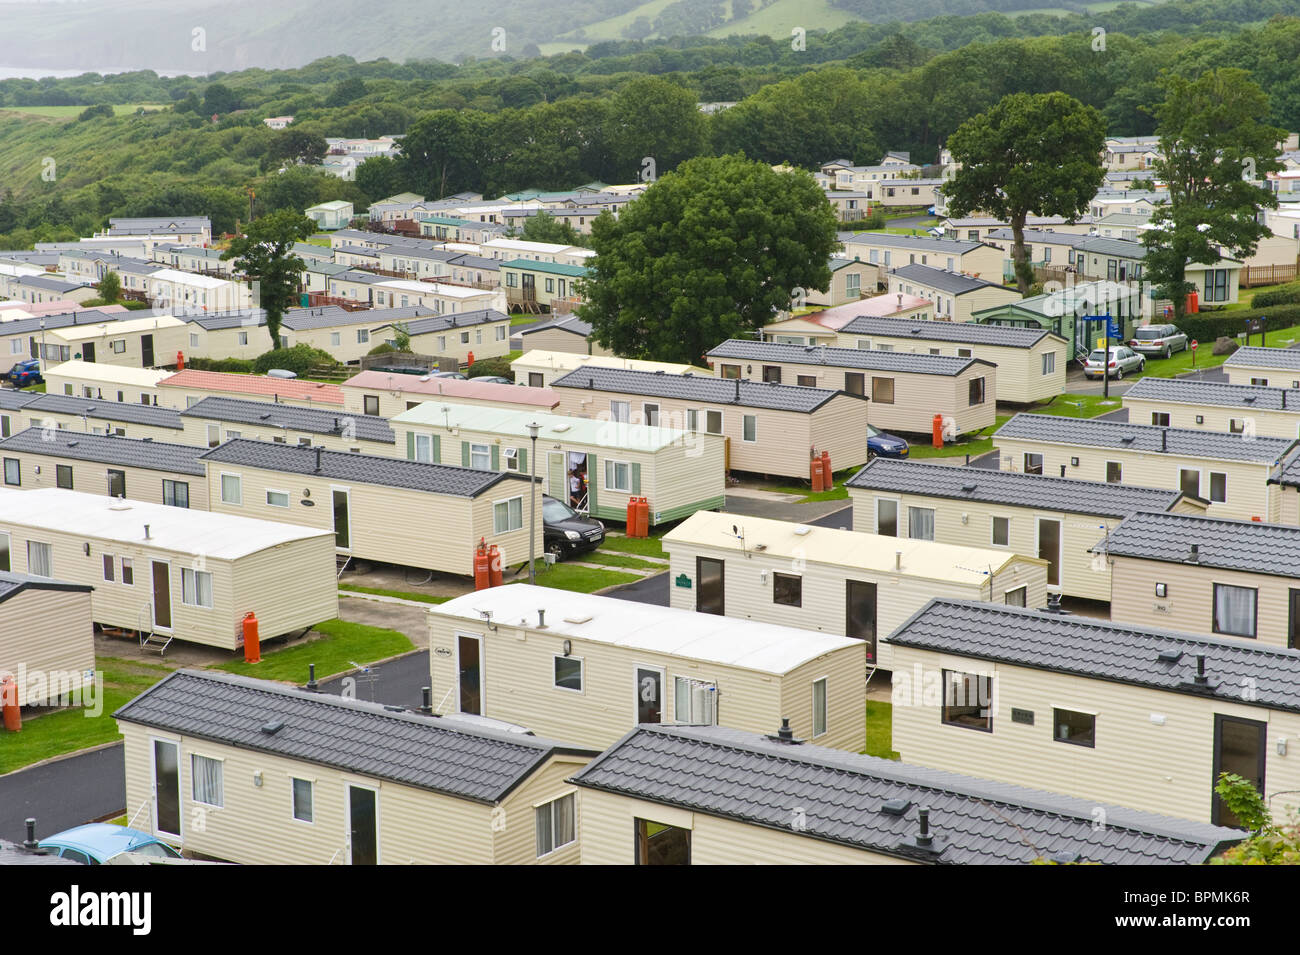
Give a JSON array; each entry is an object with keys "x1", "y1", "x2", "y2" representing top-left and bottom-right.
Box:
[
  {"x1": 56, "y1": 464, "x2": 73, "y2": 489},
  {"x1": 1151, "y1": 412, "x2": 1170, "y2": 427},
  {"x1": 1054, "y1": 708, "x2": 1096, "y2": 747},
  {"x1": 1213, "y1": 583, "x2": 1257, "y2": 638},
  {"x1": 363, "y1": 395, "x2": 379, "y2": 416},
  {"x1": 528, "y1": 372, "x2": 544, "y2": 388},
  {"x1": 1004, "y1": 586, "x2": 1026, "y2": 607},
  {"x1": 163, "y1": 480, "x2": 189, "y2": 508},
  {"x1": 720, "y1": 364, "x2": 741, "y2": 379},
  {"x1": 107, "y1": 469, "x2": 125, "y2": 499},
  {"x1": 761, "y1": 365, "x2": 782, "y2": 383},
  {"x1": 876, "y1": 499, "x2": 898, "y2": 536},
  {"x1": 942, "y1": 670, "x2": 993, "y2": 731},
  {"x1": 1023, "y1": 453, "x2": 1043, "y2": 475},
  {"x1": 636, "y1": 819, "x2": 690, "y2": 866},
  {"x1": 968, "y1": 377, "x2": 986, "y2": 406},
  {"x1": 991, "y1": 516, "x2": 1009, "y2": 547},
  {"x1": 844, "y1": 371, "x2": 864, "y2": 395},
  {"x1": 773, "y1": 572, "x2": 802, "y2": 607},
  {"x1": 871, "y1": 377, "x2": 895, "y2": 404},
  {"x1": 102, "y1": 554, "x2": 114, "y2": 581},
  {"x1": 1210, "y1": 472, "x2": 1227, "y2": 503},
  {"x1": 1179, "y1": 469, "x2": 1200, "y2": 499},
  {"x1": 554, "y1": 656, "x2": 583, "y2": 692},
  {"x1": 797, "y1": 375, "x2": 817, "y2": 387}
]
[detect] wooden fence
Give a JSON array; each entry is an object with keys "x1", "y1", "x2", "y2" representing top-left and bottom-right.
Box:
[{"x1": 1240, "y1": 263, "x2": 1298, "y2": 288}]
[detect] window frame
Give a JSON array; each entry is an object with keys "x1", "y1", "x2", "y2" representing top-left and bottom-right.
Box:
[
  {"x1": 1023, "y1": 453, "x2": 1043, "y2": 475},
  {"x1": 812, "y1": 676, "x2": 828, "y2": 738},
  {"x1": 604, "y1": 458, "x2": 632, "y2": 492},
  {"x1": 991, "y1": 515, "x2": 1010, "y2": 547},
  {"x1": 266, "y1": 488, "x2": 291, "y2": 508},
  {"x1": 742, "y1": 414, "x2": 758, "y2": 443},
  {"x1": 876, "y1": 497, "x2": 899, "y2": 537},
  {"x1": 1053, "y1": 708, "x2": 1096, "y2": 748},
  {"x1": 772, "y1": 571, "x2": 802, "y2": 607},
  {"x1": 553, "y1": 655, "x2": 584, "y2": 694},
  {"x1": 220, "y1": 472, "x2": 242, "y2": 505},
  {"x1": 941, "y1": 669, "x2": 993, "y2": 732},
  {"x1": 535, "y1": 792, "x2": 576, "y2": 859},
  {"x1": 291, "y1": 776, "x2": 315, "y2": 824},
  {"x1": 870, "y1": 376, "x2": 895, "y2": 404},
  {"x1": 181, "y1": 567, "x2": 215, "y2": 609},
  {"x1": 492, "y1": 495, "x2": 524, "y2": 534},
  {"x1": 190, "y1": 753, "x2": 224, "y2": 808},
  {"x1": 1212, "y1": 582, "x2": 1258, "y2": 638}
]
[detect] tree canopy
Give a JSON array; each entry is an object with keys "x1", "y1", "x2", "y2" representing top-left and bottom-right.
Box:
[
  {"x1": 943, "y1": 91, "x2": 1106, "y2": 293},
  {"x1": 578, "y1": 153, "x2": 838, "y2": 364},
  {"x1": 221, "y1": 209, "x2": 315, "y2": 347}
]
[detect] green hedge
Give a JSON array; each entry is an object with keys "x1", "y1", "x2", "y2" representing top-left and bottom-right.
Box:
[
  {"x1": 252, "y1": 343, "x2": 338, "y2": 376},
  {"x1": 1252, "y1": 283, "x2": 1300, "y2": 308},
  {"x1": 184, "y1": 356, "x2": 255, "y2": 373},
  {"x1": 1174, "y1": 305, "x2": 1300, "y2": 344},
  {"x1": 466, "y1": 356, "x2": 514, "y2": 381}
]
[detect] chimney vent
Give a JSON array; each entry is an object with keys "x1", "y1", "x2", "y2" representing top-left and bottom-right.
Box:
[
  {"x1": 421, "y1": 686, "x2": 433, "y2": 714},
  {"x1": 915, "y1": 807, "x2": 934, "y2": 847},
  {"x1": 143, "y1": 524, "x2": 151, "y2": 540},
  {"x1": 1188, "y1": 543, "x2": 1200, "y2": 563},
  {"x1": 1194, "y1": 653, "x2": 1208, "y2": 685},
  {"x1": 537, "y1": 608, "x2": 547, "y2": 629},
  {"x1": 895, "y1": 550, "x2": 902, "y2": 571},
  {"x1": 768, "y1": 718, "x2": 803, "y2": 744},
  {"x1": 314, "y1": 446, "x2": 323, "y2": 473},
  {"x1": 306, "y1": 663, "x2": 318, "y2": 692},
  {"x1": 23, "y1": 818, "x2": 38, "y2": 852}
]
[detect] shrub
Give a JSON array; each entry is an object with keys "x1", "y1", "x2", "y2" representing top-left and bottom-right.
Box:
[
  {"x1": 1173, "y1": 304, "x2": 1300, "y2": 345},
  {"x1": 366, "y1": 342, "x2": 397, "y2": 356},
  {"x1": 466, "y1": 356, "x2": 514, "y2": 381},
  {"x1": 1252, "y1": 283, "x2": 1300, "y2": 308},
  {"x1": 185, "y1": 356, "x2": 256, "y2": 373},
  {"x1": 252, "y1": 343, "x2": 338, "y2": 377}
]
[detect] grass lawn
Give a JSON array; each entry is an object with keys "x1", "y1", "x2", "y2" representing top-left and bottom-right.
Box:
[
  {"x1": 579, "y1": 551, "x2": 664, "y2": 570},
  {"x1": 339, "y1": 583, "x2": 450, "y2": 604},
  {"x1": 864, "y1": 700, "x2": 899, "y2": 760},
  {"x1": 1030, "y1": 393, "x2": 1125, "y2": 418},
  {"x1": 907, "y1": 415, "x2": 1011, "y2": 460},
  {"x1": 217, "y1": 619, "x2": 413, "y2": 682},
  {"x1": 510, "y1": 314, "x2": 540, "y2": 326},
  {"x1": 514, "y1": 561, "x2": 641, "y2": 592},
  {"x1": 0, "y1": 103, "x2": 165, "y2": 120},
  {"x1": 0, "y1": 658, "x2": 172, "y2": 775},
  {"x1": 599, "y1": 533, "x2": 667, "y2": 559}
]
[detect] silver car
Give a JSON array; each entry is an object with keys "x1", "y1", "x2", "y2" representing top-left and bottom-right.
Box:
[
  {"x1": 1129, "y1": 323, "x2": 1188, "y2": 359},
  {"x1": 1083, "y1": 345, "x2": 1145, "y2": 379}
]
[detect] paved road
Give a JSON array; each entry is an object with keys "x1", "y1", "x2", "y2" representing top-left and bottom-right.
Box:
[
  {"x1": 0, "y1": 744, "x2": 125, "y2": 842},
  {"x1": 318, "y1": 648, "x2": 431, "y2": 710}
]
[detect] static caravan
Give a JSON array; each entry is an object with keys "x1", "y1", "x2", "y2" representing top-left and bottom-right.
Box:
[
  {"x1": 762, "y1": 294, "x2": 933, "y2": 346},
  {"x1": 0, "y1": 428, "x2": 207, "y2": 509},
  {"x1": 114, "y1": 670, "x2": 597, "y2": 864},
  {"x1": 846, "y1": 458, "x2": 1203, "y2": 602},
  {"x1": 180, "y1": 311, "x2": 267, "y2": 362},
  {"x1": 994, "y1": 413, "x2": 1296, "y2": 522},
  {"x1": 1123, "y1": 377, "x2": 1300, "y2": 439},
  {"x1": 1099, "y1": 510, "x2": 1300, "y2": 649},
  {"x1": 372, "y1": 308, "x2": 510, "y2": 365},
  {"x1": 428, "y1": 585, "x2": 867, "y2": 752},
  {"x1": 706, "y1": 339, "x2": 996, "y2": 437},
  {"x1": 516, "y1": 315, "x2": 613, "y2": 357},
  {"x1": 500, "y1": 259, "x2": 587, "y2": 312},
  {"x1": 281, "y1": 305, "x2": 431, "y2": 365},
  {"x1": 838, "y1": 233, "x2": 1005, "y2": 279},
  {"x1": 548, "y1": 366, "x2": 869, "y2": 479},
  {"x1": 44, "y1": 315, "x2": 188, "y2": 368},
  {"x1": 885, "y1": 264, "x2": 1021, "y2": 324},
  {"x1": 157, "y1": 369, "x2": 344, "y2": 411},
  {"x1": 1222, "y1": 346, "x2": 1300, "y2": 388},
  {"x1": 340, "y1": 370, "x2": 559, "y2": 420},
  {"x1": 572, "y1": 724, "x2": 1241, "y2": 865},
  {"x1": 179, "y1": 396, "x2": 395, "y2": 455},
  {"x1": 1, "y1": 391, "x2": 186, "y2": 443},
  {"x1": 888, "y1": 598, "x2": 1300, "y2": 826},
  {"x1": 0, "y1": 487, "x2": 337, "y2": 650},
  {"x1": 392, "y1": 401, "x2": 726, "y2": 526},
  {"x1": 200, "y1": 440, "x2": 540, "y2": 577},
  {"x1": 0, "y1": 571, "x2": 94, "y2": 707},
  {"x1": 662, "y1": 510, "x2": 1048, "y2": 670},
  {"x1": 511, "y1": 350, "x2": 702, "y2": 390},
  {"x1": 834, "y1": 317, "x2": 1067, "y2": 405},
  {"x1": 43, "y1": 360, "x2": 171, "y2": 406}
]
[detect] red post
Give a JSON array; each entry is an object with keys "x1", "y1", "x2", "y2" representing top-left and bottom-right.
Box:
[
  {"x1": 1, "y1": 675, "x2": 20, "y2": 732},
  {"x1": 242, "y1": 612, "x2": 260, "y2": 663},
  {"x1": 1191, "y1": 340, "x2": 1198, "y2": 367},
  {"x1": 932, "y1": 413, "x2": 944, "y2": 449}
]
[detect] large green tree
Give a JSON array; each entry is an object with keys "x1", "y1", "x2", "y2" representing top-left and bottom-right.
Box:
[
  {"x1": 1141, "y1": 69, "x2": 1284, "y2": 321},
  {"x1": 578, "y1": 154, "x2": 838, "y2": 364},
  {"x1": 221, "y1": 210, "x2": 315, "y2": 348},
  {"x1": 943, "y1": 91, "x2": 1107, "y2": 294}
]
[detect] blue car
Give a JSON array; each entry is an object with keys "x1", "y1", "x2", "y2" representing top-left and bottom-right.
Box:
[
  {"x1": 4, "y1": 359, "x2": 42, "y2": 388},
  {"x1": 39, "y1": 824, "x2": 183, "y2": 865},
  {"x1": 868, "y1": 423, "x2": 910, "y2": 459}
]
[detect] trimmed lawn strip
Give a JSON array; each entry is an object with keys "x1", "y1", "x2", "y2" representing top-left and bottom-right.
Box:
[
  {"x1": 599, "y1": 535, "x2": 667, "y2": 558},
  {"x1": 907, "y1": 415, "x2": 1010, "y2": 460},
  {"x1": 340, "y1": 583, "x2": 450, "y2": 604},
  {"x1": 578, "y1": 551, "x2": 664, "y2": 570},
  {"x1": 217, "y1": 619, "x2": 413, "y2": 682},
  {"x1": 864, "y1": 700, "x2": 900, "y2": 760},
  {"x1": 1031, "y1": 393, "x2": 1124, "y2": 418},
  {"x1": 515, "y1": 561, "x2": 640, "y2": 592}
]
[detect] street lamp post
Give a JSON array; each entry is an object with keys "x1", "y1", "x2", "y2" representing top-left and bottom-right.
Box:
[{"x1": 526, "y1": 422, "x2": 540, "y2": 585}]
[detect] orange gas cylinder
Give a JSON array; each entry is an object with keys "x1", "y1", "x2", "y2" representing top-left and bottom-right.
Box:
[
  {"x1": 487, "y1": 543, "x2": 504, "y2": 587},
  {"x1": 467, "y1": 351, "x2": 475, "y2": 367},
  {"x1": 810, "y1": 454, "x2": 825, "y2": 493},
  {"x1": 634, "y1": 497, "x2": 650, "y2": 538},
  {"x1": 1186, "y1": 290, "x2": 1199, "y2": 314},
  {"x1": 242, "y1": 611, "x2": 261, "y2": 664},
  {"x1": 932, "y1": 413, "x2": 944, "y2": 449},
  {"x1": 1, "y1": 675, "x2": 20, "y2": 732},
  {"x1": 626, "y1": 497, "x2": 641, "y2": 536},
  {"x1": 474, "y1": 538, "x2": 491, "y2": 590},
  {"x1": 820, "y1": 451, "x2": 832, "y2": 489},
  {"x1": 176, "y1": 351, "x2": 185, "y2": 371}
]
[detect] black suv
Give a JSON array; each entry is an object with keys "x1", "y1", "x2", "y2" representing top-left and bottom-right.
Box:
[{"x1": 542, "y1": 494, "x2": 605, "y2": 559}]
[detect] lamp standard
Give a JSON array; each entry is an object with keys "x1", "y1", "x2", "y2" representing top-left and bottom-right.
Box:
[{"x1": 526, "y1": 422, "x2": 540, "y2": 584}]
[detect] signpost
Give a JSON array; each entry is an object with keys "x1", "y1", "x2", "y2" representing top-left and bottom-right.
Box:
[
  {"x1": 1083, "y1": 314, "x2": 1116, "y2": 399},
  {"x1": 1246, "y1": 316, "x2": 1267, "y2": 347},
  {"x1": 1191, "y1": 339, "x2": 1198, "y2": 367}
]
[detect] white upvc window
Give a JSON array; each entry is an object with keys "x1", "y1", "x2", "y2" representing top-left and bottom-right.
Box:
[
  {"x1": 220, "y1": 473, "x2": 241, "y2": 505},
  {"x1": 266, "y1": 489, "x2": 290, "y2": 508},
  {"x1": 470, "y1": 443, "x2": 491, "y2": 470},
  {"x1": 535, "y1": 793, "x2": 576, "y2": 858},
  {"x1": 610, "y1": 400, "x2": 630, "y2": 423},
  {"x1": 191, "y1": 754, "x2": 224, "y2": 807},
  {"x1": 493, "y1": 496, "x2": 523, "y2": 534},
  {"x1": 605, "y1": 459, "x2": 631, "y2": 492},
  {"x1": 674, "y1": 676, "x2": 717, "y2": 725},
  {"x1": 181, "y1": 568, "x2": 214, "y2": 608}
]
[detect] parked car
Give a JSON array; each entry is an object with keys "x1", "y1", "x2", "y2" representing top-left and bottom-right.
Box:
[
  {"x1": 867, "y1": 423, "x2": 910, "y2": 459},
  {"x1": 430, "y1": 371, "x2": 467, "y2": 380},
  {"x1": 542, "y1": 494, "x2": 605, "y2": 560},
  {"x1": 470, "y1": 376, "x2": 512, "y2": 385},
  {"x1": 1083, "y1": 345, "x2": 1145, "y2": 380},
  {"x1": 38, "y1": 824, "x2": 183, "y2": 865},
  {"x1": 4, "y1": 359, "x2": 43, "y2": 388},
  {"x1": 1129, "y1": 324, "x2": 1189, "y2": 359}
]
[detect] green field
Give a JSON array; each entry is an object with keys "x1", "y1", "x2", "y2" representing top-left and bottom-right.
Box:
[
  {"x1": 0, "y1": 103, "x2": 166, "y2": 120},
  {"x1": 552, "y1": 0, "x2": 857, "y2": 47}
]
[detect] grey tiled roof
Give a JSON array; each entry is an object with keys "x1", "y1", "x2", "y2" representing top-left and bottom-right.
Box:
[
  {"x1": 0, "y1": 308, "x2": 168, "y2": 336},
  {"x1": 0, "y1": 569, "x2": 91, "y2": 604},
  {"x1": 18, "y1": 276, "x2": 85, "y2": 293},
  {"x1": 1224, "y1": 346, "x2": 1300, "y2": 372},
  {"x1": 551, "y1": 366, "x2": 849, "y2": 413},
  {"x1": 0, "y1": 427, "x2": 205, "y2": 475},
  {"x1": 706, "y1": 339, "x2": 987, "y2": 376},
  {"x1": 1124, "y1": 376, "x2": 1300, "y2": 411},
  {"x1": 519, "y1": 315, "x2": 592, "y2": 337},
  {"x1": 839, "y1": 316, "x2": 1059, "y2": 348},
  {"x1": 1097, "y1": 510, "x2": 1300, "y2": 577},
  {"x1": 185, "y1": 309, "x2": 266, "y2": 331},
  {"x1": 22, "y1": 393, "x2": 184, "y2": 429},
  {"x1": 570, "y1": 723, "x2": 1241, "y2": 864},
  {"x1": 181, "y1": 397, "x2": 394, "y2": 443},
  {"x1": 281, "y1": 304, "x2": 432, "y2": 331},
  {"x1": 889, "y1": 264, "x2": 1003, "y2": 296},
  {"x1": 0, "y1": 391, "x2": 41, "y2": 412},
  {"x1": 114, "y1": 670, "x2": 593, "y2": 804},
  {"x1": 996, "y1": 413, "x2": 1294, "y2": 463},
  {"x1": 200, "y1": 439, "x2": 531, "y2": 496},
  {"x1": 842, "y1": 232, "x2": 985, "y2": 254},
  {"x1": 888, "y1": 598, "x2": 1300, "y2": 716},
  {"x1": 398, "y1": 309, "x2": 509, "y2": 336},
  {"x1": 846, "y1": 458, "x2": 1186, "y2": 518}
]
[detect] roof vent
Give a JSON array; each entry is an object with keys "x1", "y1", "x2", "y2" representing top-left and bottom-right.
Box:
[
  {"x1": 562, "y1": 614, "x2": 592, "y2": 625},
  {"x1": 768, "y1": 718, "x2": 803, "y2": 744},
  {"x1": 261, "y1": 719, "x2": 285, "y2": 735},
  {"x1": 961, "y1": 482, "x2": 977, "y2": 493},
  {"x1": 1187, "y1": 543, "x2": 1200, "y2": 564},
  {"x1": 879, "y1": 798, "x2": 912, "y2": 816},
  {"x1": 1193, "y1": 653, "x2": 1209, "y2": 686},
  {"x1": 1120, "y1": 434, "x2": 1135, "y2": 444},
  {"x1": 1038, "y1": 592, "x2": 1069, "y2": 615},
  {"x1": 67, "y1": 440, "x2": 78, "y2": 448},
  {"x1": 1244, "y1": 395, "x2": 1256, "y2": 404},
  {"x1": 259, "y1": 413, "x2": 271, "y2": 420},
  {"x1": 1157, "y1": 648, "x2": 1183, "y2": 664},
  {"x1": 1050, "y1": 850, "x2": 1080, "y2": 864}
]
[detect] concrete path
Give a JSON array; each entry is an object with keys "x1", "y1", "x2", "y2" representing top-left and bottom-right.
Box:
[{"x1": 0, "y1": 743, "x2": 126, "y2": 842}]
